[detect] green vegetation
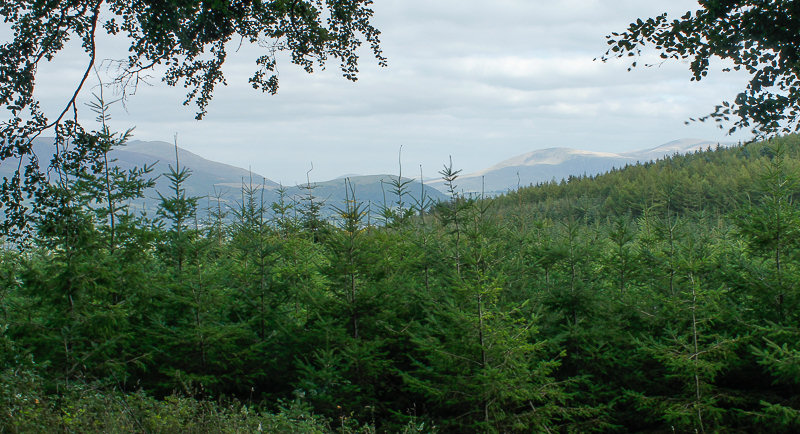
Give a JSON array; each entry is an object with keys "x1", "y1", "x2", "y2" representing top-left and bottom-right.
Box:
[
  {"x1": 0, "y1": 0, "x2": 385, "y2": 239},
  {"x1": 3, "y1": 131, "x2": 800, "y2": 432},
  {"x1": 604, "y1": 0, "x2": 800, "y2": 137}
]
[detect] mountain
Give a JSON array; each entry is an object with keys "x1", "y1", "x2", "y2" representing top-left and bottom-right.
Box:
[
  {"x1": 114, "y1": 140, "x2": 280, "y2": 194},
  {"x1": 428, "y1": 139, "x2": 727, "y2": 195},
  {"x1": 0, "y1": 138, "x2": 445, "y2": 217},
  {"x1": 0, "y1": 138, "x2": 278, "y2": 196},
  {"x1": 1, "y1": 137, "x2": 725, "y2": 214},
  {"x1": 625, "y1": 138, "x2": 723, "y2": 161},
  {"x1": 283, "y1": 174, "x2": 447, "y2": 214},
  {"x1": 115, "y1": 142, "x2": 447, "y2": 211}
]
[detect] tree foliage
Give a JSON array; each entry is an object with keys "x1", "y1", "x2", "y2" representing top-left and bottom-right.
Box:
[
  {"x1": 6, "y1": 123, "x2": 800, "y2": 431},
  {"x1": 0, "y1": 0, "x2": 385, "y2": 239},
  {"x1": 602, "y1": 0, "x2": 800, "y2": 137}
]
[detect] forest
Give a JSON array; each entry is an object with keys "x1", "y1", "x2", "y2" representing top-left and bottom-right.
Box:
[{"x1": 2, "y1": 125, "x2": 800, "y2": 432}]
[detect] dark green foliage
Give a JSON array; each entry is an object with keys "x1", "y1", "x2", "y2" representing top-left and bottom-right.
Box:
[
  {"x1": 8, "y1": 132, "x2": 800, "y2": 431},
  {"x1": 603, "y1": 0, "x2": 800, "y2": 137},
  {"x1": 0, "y1": 0, "x2": 384, "y2": 240}
]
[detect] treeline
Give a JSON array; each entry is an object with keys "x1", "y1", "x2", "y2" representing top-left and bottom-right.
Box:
[
  {"x1": 492, "y1": 139, "x2": 800, "y2": 221},
  {"x1": 2, "y1": 131, "x2": 800, "y2": 432}
]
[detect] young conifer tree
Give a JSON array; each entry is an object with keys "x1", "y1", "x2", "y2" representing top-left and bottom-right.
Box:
[
  {"x1": 153, "y1": 137, "x2": 219, "y2": 392},
  {"x1": 629, "y1": 224, "x2": 734, "y2": 432},
  {"x1": 734, "y1": 140, "x2": 800, "y2": 429},
  {"x1": 736, "y1": 142, "x2": 800, "y2": 323},
  {"x1": 405, "y1": 176, "x2": 590, "y2": 431},
  {"x1": 20, "y1": 92, "x2": 156, "y2": 388},
  {"x1": 231, "y1": 175, "x2": 270, "y2": 340},
  {"x1": 298, "y1": 164, "x2": 326, "y2": 240},
  {"x1": 607, "y1": 215, "x2": 637, "y2": 296},
  {"x1": 378, "y1": 146, "x2": 415, "y2": 226},
  {"x1": 156, "y1": 137, "x2": 199, "y2": 273},
  {"x1": 437, "y1": 156, "x2": 464, "y2": 277},
  {"x1": 326, "y1": 179, "x2": 369, "y2": 340}
]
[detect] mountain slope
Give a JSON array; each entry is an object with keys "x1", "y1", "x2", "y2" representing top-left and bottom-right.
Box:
[
  {"x1": 623, "y1": 138, "x2": 722, "y2": 161},
  {"x1": 283, "y1": 174, "x2": 447, "y2": 213},
  {"x1": 0, "y1": 138, "x2": 278, "y2": 197},
  {"x1": 429, "y1": 139, "x2": 726, "y2": 195},
  {"x1": 489, "y1": 136, "x2": 786, "y2": 221},
  {"x1": 0, "y1": 138, "x2": 444, "y2": 217}
]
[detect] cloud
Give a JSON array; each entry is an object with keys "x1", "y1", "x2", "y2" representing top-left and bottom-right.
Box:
[{"x1": 5, "y1": 0, "x2": 755, "y2": 182}]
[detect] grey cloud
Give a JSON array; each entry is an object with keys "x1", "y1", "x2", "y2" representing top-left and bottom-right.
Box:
[{"x1": 10, "y1": 0, "x2": 754, "y2": 183}]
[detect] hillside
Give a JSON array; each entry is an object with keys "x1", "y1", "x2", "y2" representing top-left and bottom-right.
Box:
[
  {"x1": 0, "y1": 138, "x2": 445, "y2": 217},
  {"x1": 429, "y1": 138, "x2": 726, "y2": 195},
  {"x1": 283, "y1": 174, "x2": 446, "y2": 213},
  {"x1": 489, "y1": 136, "x2": 795, "y2": 221},
  {"x1": 5, "y1": 135, "x2": 800, "y2": 432}
]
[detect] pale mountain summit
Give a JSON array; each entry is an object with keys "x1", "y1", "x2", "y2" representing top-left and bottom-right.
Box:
[{"x1": 429, "y1": 139, "x2": 731, "y2": 195}]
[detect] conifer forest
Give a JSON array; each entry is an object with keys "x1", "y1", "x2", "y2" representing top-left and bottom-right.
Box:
[
  {"x1": 4, "y1": 0, "x2": 800, "y2": 432},
  {"x1": 2, "y1": 130, "x2": 800, "y2": 432}
]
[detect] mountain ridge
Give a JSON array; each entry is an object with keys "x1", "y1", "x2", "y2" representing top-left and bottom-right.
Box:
[
  {"x1": 1, "y1": 137, "x2": 733, "y2": 211},
  {"x1": 428, "y1": 139, "x2": 730, "y2": 195},
  {"x1": 0, "y1": 138, "x2": 446, "y2": 216}
]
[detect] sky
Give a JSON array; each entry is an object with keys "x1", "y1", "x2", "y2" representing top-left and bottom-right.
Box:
[{"x1": 24, "y1": 0, "x2": 753, "y2": 185}]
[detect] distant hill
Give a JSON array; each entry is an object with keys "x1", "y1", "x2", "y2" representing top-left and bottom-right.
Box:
[
  {"x1": 2, "y1": 137, "x2": 730, "y2": 216},
  {"x1": 428, "y1": 139, "x2": 728, "y2": 195},
  {"x1": 276, "y1": 174, "x2": 447, "y2": 217},
  {"x1": 486, "y1": 136, "x2": 800, "y2": 222},
  {"x1": 115, "y1": 140, "x2": 280, "y2": 195},
  {"x1": 0, "y1": 138, "x2": 445, "y2": 217},
  {"x1": 0, "y1": 138, "x2": 278, "y2": 195}
]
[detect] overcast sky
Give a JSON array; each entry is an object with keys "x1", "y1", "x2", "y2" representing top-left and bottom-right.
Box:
[{"x1": 28, "y1": 0, "x2": 752, "y2": 185}]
